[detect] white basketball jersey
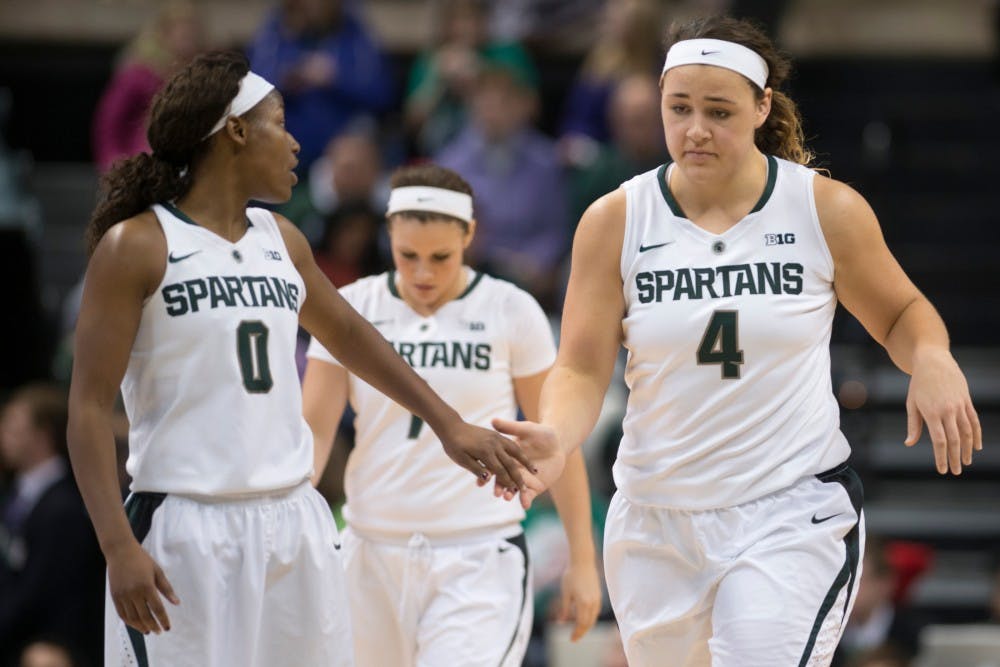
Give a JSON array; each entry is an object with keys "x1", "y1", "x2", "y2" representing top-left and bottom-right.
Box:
[
  {"x1": 615, "y1": 156, "x2": 850, "y2": 509},
  {"x1": 121, "y1": 203, "x2": 312, "y2": 496},
  {"x1": 307, "y1": 269, "x2": 555, "y2": 536}
]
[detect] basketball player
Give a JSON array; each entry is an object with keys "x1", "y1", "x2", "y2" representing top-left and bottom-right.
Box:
[
  {"x1": 302, "y1": 164, "x2": 602, "y2": 667},
  {"x1": 66, "y1": 52, "x2": 538, "y2": 667},
  {"x1": 492, "y1": 16, "x2": 982, "y2": 667}
]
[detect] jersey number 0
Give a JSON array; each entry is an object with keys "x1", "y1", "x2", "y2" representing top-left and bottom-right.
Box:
[{"x1": 237, "y1": 320, "x2": 273, "y2": 392}]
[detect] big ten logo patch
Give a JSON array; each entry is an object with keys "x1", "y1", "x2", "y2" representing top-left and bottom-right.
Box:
[{"x1": 764, "y1": 233, "x2": 796, "y2": 246}]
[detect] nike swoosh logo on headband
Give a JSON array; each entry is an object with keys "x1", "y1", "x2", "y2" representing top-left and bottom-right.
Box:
[{"x1": 701, "y1": 50, "x2": 720, "y2": 55}]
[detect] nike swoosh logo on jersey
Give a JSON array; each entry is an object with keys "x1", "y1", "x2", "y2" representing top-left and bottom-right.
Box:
[
  {"x1": 168, "y1": 250, "x2": 201, "y2": 263},
  {"x1": 371, "y1": 319, "x2": 394, "y2": 327},
  {"x1": 638, "y1": 241, "x2": 673, "y2": 253},
  {"x1": 811, "y1": 512, "x2": 843, "y2": 524},
  {"x1": 498, "y1": 544, "x2": 513, "y2": 553}
]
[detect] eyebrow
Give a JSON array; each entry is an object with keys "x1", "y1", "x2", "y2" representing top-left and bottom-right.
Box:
[{"x1": 666, "y1": 92, "x2": 738, "y2": 105}]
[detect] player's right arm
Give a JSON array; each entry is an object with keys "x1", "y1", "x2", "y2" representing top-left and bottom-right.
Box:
[
  {"x1": 67, "y1": 215, "x2": 179, "y2": 635},
  {"x1": 494, "y1": 190, "x2": 627, "y2": 503},
  {"x1": 301, "y1": 358, "x2": 349, "y2": 486}
]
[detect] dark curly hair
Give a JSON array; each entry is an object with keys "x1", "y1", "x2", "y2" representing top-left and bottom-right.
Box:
[
  {"x1": 85, "y1": 51, "x2": 250, "y2": 254},
  {"x1": 665, "y1": 16, "x2": 813, "y2": 166}
]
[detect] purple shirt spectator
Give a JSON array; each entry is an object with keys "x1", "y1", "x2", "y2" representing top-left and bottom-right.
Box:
[{"x1": 436, "y1": 125, "x2": 569, "y2": 289}]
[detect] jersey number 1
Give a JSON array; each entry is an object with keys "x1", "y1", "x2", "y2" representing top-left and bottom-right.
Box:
[
  {"x1": 697, "y1": 310, "x2": 744, "y2": 379},
  {"x1": 237, "y1": 320, "x2": 273, "y2": 392}
]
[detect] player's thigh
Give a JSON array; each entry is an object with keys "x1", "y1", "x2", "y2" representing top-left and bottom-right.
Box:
[
  {"x1": 709, "y1": 479, "x2": 864, "y2": 667},
  {"x1": 258, "y1": 486, "x2": 354, "y2": 667},
  {"x1": 603, "y1": 491, "x2": 715, "y2": 665},
  {"x1": 108, "y1": 493, "x2": 257, "y2": 667},
  {"x1": 417, "y1": 535, "x2": 531, "y2": 667},
  {"x1": 342, "y1": 530, "x2": 413, "y2": 667}
]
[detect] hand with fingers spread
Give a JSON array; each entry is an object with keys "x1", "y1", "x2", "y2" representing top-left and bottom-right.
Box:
[
  {"x1": 904, "y1": 348, "x2": 982, "y2": 475},
  {"x1": 555, "y1": 560, "x2": 603, "y2": 642},
  {"x1": 491, "y1": 417, "x2": 566, "y2": 508},
  {"x1": 106, "y1": 540, "x2": 180, "y2": 635},
  {"x1": 438, "y1": 419, "x2": 538, "y2": 494}
]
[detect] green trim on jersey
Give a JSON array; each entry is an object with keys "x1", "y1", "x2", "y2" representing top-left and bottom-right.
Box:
[
  {"x1": 656, "y1": 154, "x2": 779, "y2": 218},
  {"x1": 750, "y1": 155, "x2": 778, "y2": 213},
  {"x1": 386, "y1": 269, "x2": 484, "y2": 301},
  {"x1": 162, "y1": 201, "x2": 199, "y2": 226},
  {"x1": 457, "y1": 270, "x2": 484, "y2": 298},
  {"x1": 161, "y1": 201, "x2": 254, "y2": 228}
]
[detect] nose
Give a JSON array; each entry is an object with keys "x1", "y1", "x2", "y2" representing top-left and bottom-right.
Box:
[
  {"x1": 686, "y1": 113, "x2": 711, "y2": 144},
  {"x1": 289, "y1": 133, "x2": 301, "y2": 154},
  {"x1": 414, "y1": 261, "x2": 434, "y2": 281}
]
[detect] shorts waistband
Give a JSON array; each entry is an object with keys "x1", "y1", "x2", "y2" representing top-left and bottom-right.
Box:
[
  {"x1": 348, "y1": 522, "x2": 522, "y2": 547},
  {"x1": 133, "y1": 479, "x2": 313, "y2": 507}
]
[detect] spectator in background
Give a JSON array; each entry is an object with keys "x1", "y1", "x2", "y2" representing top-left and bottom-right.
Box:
[
  {"x1": 0, "y1": 384, "x2": 104, "y2": 667},
  {"x1": 558, "y1": 0, "x2": 663, "y2": 163},
  {"x1": 436, "y1": 61, "x2": 569, "y2": 310},
  {"x1": 833, "y1": 536, "x2": 927, "y2": 667},
  {"x1": 248, "y1": 0, "x2": 395, "y2": 172},
  {"x1": 568, "y1": 73, "x2": 668, "y2": 227},
  {"x1": 91, "y1": 0, "x2": 205, "y2": 172},
  {"x1": 17, "y1": 638, "x2": 79, "y2": 667},
  {"x1": 312, "y1": 200, "x2": 386, "y2": 288},
  {"x1": 279, "y1": 126, "x2": 391, "y2": 244},
  {"x1": 404, "y1": 0, "x2": 538, "y2": 157}
]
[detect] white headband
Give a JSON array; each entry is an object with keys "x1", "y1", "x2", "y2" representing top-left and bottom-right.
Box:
[
  {"x1": 204, "y1": 71, "x2": 275, "y2": 139},
  {"x1": 386, "y1": 186, "x2": 474, "y2": 223},
  {"x1": 662, "y1": 38, "x2": 769, "y2": 90}
]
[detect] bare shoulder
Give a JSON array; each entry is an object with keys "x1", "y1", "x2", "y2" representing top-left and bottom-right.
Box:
[
  {"x1": 91, "y1": 210, "x2": 166, "y2": 296},
  {"x1": 574, "y1": 187, "x2": 627, "y2": 259},
  {"x1": 812, "y1": 172, "x2": 879, "y2": 238}
]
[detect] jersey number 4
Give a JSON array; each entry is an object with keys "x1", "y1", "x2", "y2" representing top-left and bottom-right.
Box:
[
  {"x1": 697, "y1": 310, "x2": 744, "y2": 379},
  {"x1": 237, "y1": 320, "x2": 273, "y2": 392}
]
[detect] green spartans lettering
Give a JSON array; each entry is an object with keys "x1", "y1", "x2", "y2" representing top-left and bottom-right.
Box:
[
  {"x1": 635, "y1": 262, "x2": 804, "y2": 303},
  {"x1": 161, "y1": 275, "x2": 301, "y2": 316}
]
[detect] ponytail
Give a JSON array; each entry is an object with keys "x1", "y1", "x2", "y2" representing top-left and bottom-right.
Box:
[{"x1": 86, "y1": 153, "x2": 191, "y2": 255}]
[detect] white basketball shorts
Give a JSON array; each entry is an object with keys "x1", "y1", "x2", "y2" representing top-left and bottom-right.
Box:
[
  {"x1": 604, "y1": 464, "x2": 865, "y2": 667},
  {"x1": 342, "y1": 525, "x2": 532, "y2": 667},
  {"x1": 105, "y1": 482, "x2": 353, "y2": 667}
]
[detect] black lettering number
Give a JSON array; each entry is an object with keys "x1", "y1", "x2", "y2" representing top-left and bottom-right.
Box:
[{"x1": 697, "y1": 310, "x2": 744, "y2": 379}]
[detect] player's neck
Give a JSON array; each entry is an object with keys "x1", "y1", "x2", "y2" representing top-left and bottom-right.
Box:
[{"x1": 174, "y1": 183, "x2": 251, "y2": 243}]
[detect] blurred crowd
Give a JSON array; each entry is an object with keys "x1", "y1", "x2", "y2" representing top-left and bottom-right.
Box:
[{"x1": 2, "y1": 1, "x2": 999, "y2": 666}]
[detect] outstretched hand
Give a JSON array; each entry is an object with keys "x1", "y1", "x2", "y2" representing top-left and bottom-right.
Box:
[
  {"x1": 904, "y1": 348, "x2": 982, "y2": 475},
  {"x1": 491, "y1": 417, "x2": 567, "y2": 508},
  {"x1": 439, "y1": 420, "x2": 537, "y2": 493}
]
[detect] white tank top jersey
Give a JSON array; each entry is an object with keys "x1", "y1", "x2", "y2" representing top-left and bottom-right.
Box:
[
  {"x1": 121, "y1": 203, "x2": 312, "y2": 497},
  {"x1": 307, "y1": 269, "x2": 556, "y2": 536},
  {"x1": 616, "y1": 156, "x2": 851, "y2": 510}
]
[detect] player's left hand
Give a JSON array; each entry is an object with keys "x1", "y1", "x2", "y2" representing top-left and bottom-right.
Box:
[
  {"x1": 555, "y1": 560, "x2": 603, "y2": 641},
  {"x1": 904, "y1": 347, "x2": 982, "y2": 475}
]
